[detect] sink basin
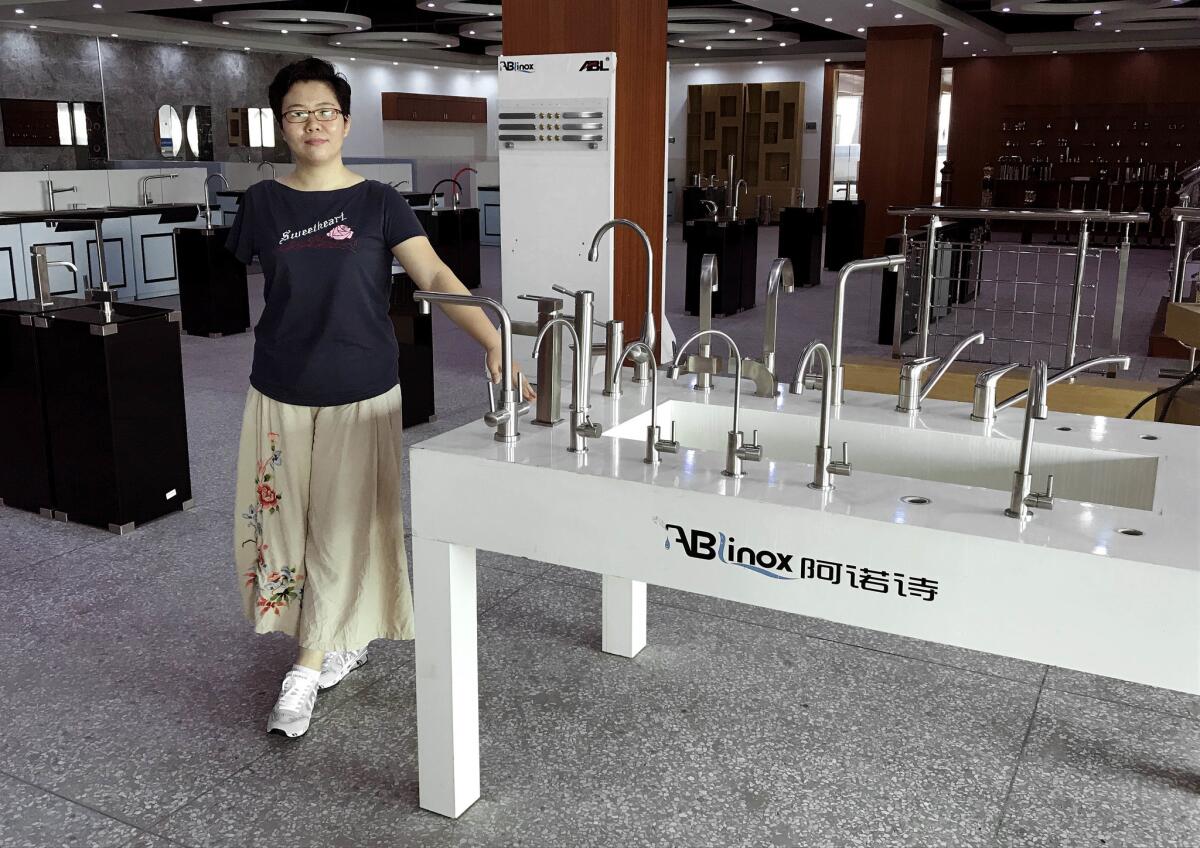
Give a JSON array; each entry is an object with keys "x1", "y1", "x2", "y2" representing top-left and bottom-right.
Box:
[{"x1": 605, "y1": 399, "x2": 1159, "y2": 511}]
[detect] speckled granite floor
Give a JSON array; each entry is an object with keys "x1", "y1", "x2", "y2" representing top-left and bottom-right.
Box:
[{"x1": 0, "y1": 230, "x2": 1196, "y2": 848}]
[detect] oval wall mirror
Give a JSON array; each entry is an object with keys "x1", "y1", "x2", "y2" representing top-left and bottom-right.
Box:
[
  {"x1": 185, "y1": 107, "x2": 200, "y2": 159},
  {"x1": 156, "y1": 105, "x2": 183, "y2": 158}
]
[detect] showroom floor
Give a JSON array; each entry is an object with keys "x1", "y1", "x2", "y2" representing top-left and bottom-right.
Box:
[{"x1": 0, "y1": 226, "x2": 1196, "y2": 848}]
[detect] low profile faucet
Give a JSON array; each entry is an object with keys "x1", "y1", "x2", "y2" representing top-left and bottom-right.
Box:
[
  {"x1": 668, "y1": 330, "x2": 762, "y2": 478},
  {"x1": 202, "y1": 173, "x2": 230, "y2": 230},
  {"x1": 45, "y1": 179, "x2": 77, "y2": 212},
  {"x1": 976, "y1": 355, "x2": 1133, "y2": 422},
  {"x1": 430, "y1": 178, "x2": 463, "y2": 214},
  {"x1": 699, "y1": 199, "x2": 719, "y2": 221},
  {"x1": 789, "y1": 341, "x2": 852, "y2": 491},
  {"x1": 1005, "y1": 361, "x2": 1055, "y2": 520},
  {"x1": 533, "y1": 318, "x2": 602, "y2": 453},
  {"x1": 413, "y1": 292, "x2": 527, "y2": 442},
  {"x1": 589, "y1": 218, "x2": 656, "y2": 384},
  {"x1": 611, "y1": 341, "x2": 678, "y2": 464},
  {"x1": 741, "y1": 257, "x2": 795, "y2": 397},
  {"x1": 140, "y1": 173, "x2": 178, "y2": 206},
  {"x1": 896, "y1": 331, "x2": 986, "y2": 413}
]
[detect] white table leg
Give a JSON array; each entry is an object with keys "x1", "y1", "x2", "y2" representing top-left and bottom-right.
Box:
[
  {"x1": 413, "y1": 536, "x2": 480, "y2": 818},
  {"x1": 601, "y1": 575, "x2": 647, "y2": 658}
]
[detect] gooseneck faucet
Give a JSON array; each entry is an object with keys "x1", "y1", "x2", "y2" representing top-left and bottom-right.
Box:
[
  {"x1": 589, "y1": 218, "x2": 656, "y2": 384},
  {"x1": 413, "y1": 292, "x2": 526, "y2": 442},
  {"x1": 789, "y1": 341, "x2": 852, "y2": 491},
  {"x1": 975, "y1": 355, "x2": 1133, "y2": 421},
  {"x1": 1005, "y1": 360, "x2": 1054, "y2": 520},
  {"x1": 140, "y1": 173, "x2": 178, "y2": 206},
  {"x1": 612, "y1": 340, "x2": 678, "y2": 464},
  {"x1": 730, "y1": 179, "x2": 748, "y2": 221},
  {"x1": 44, "y1": 179, "x2": 77, "y2": 212},
  {"x1": 257, "y1": 161, "x2": 276, "y2": 180},
  {"x1": 895, "y1": 331, "x2": 986, "y2": 413},
  {"x1": 202, "y1": 173, "x2": 230, "y2": 230},
  {"x1": 741, "y1": 257, "x2": 795, "y2": 397},
  {"x1": 668, "y1": 329, "x2": 762, "y2": 478},
  {"x1": 429, "y1": 178, "x2": 463, "y2": 213},
  {"x1": 534, "y1": 318, "x2": 602, "y2": 453}
]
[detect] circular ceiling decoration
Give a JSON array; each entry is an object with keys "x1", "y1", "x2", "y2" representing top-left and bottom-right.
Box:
[
  {"x1": 991, "y1": 1, "x2": 1159, "y2": 13},
  {"x1": 415, "y1": 1, "x2": 502, "y2": 15},
  {"x1": 459, "y1": 20, "x2": 502, "y2": 41},
  {"x1": 485, "y1": 45, "x2": 503, "y2": 56},
  {"x1": 671, "y1": 30, "x2": 801, "y2": 50},
  {"x1": 667, "y1": 7, "x2": 772, "y2": 34},
  {"x1": 1074, "y1": 2, "x2": 1200, "y2": 31},
  {"x1": 215, "y1": 9, "x2": 371, "y2": 34},
  {"x1": 331, "y1": 31, "x2": 461, "y2": 49}
]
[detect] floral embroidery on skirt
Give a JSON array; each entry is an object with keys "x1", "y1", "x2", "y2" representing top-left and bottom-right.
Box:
[{"x1": 242, "y1": 431, "x2": 303, "y2": 616}]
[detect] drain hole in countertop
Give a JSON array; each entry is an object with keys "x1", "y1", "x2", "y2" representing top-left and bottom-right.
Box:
[
  {"x1": 1056, "y1": 426, "x2": 1072, "y2": 432},
  {"x1": 1140, "y1": 435, "x2": 1158, "y2": 440},
  {"x1": 901, "y1": 496, "x2": 931, "y2": 505},
  {"x1": 1116, "y1": 528, "x2": 1144, "y2": 537}
]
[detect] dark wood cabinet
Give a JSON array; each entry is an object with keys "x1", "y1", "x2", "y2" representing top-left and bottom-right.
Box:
[{"x1": 381, "y1": 92, "x2": 487, "y2": 124}]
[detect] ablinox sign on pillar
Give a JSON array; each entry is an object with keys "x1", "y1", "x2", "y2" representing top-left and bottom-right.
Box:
[{"x1": 497, "y1": 52, "x2": 616, "y2": 374}]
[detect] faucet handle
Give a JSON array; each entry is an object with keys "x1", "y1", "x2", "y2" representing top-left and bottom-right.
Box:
[
  {"x1": 976, "y1": 362, "x2": 1021, "y2": 388},
  {"x1": 830, "y1": 441, "x2": 853, "y2": 477},
  {"x1": 551, "y1": 284, "x2": 578, "y2": 297},
  {"x1": 654, "y1": 421, "x2": 680, "y2": 455},
  {"x1": 1025, "y1": 474, "x2": 1055, "y2": 510},
  {"x1": 577, "y1": 417, "x2": 603, "y2": 439},
  {"x1": 736, "y1": 430, "x2": 763, "y2": 463}
]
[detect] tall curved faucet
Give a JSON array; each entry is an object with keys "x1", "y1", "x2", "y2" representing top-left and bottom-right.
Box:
[
  {"x1": 789, "y1": 341, "x2": 852, "y2": 491},
  {"x1": 533, "y1": 317, "x2": 602, "y2": 453},
  {"x1": 588, "y1": 218, "x2": 656, "y2": 384},
  {"x1": 429, "y1": 178, "x2": 463, "y2": 213},
  {"x1": 611, "y1": 340, "x2": 678, "y2": 464},
  {"x1": 139, "y1": 173, "x2": 178, "y2": 206},
  {"x1": 668, "y1": 329, "x2": 762, "y2": 478},
  {"x1": 257, "y1": 162, "x2": 276, "y2": 180},
  {"x1": 741, "y1": 257, "x2": 795, "y2": 397},
  {"x1": 202, "y1": 173, "x2": 229, "y2": 230},
  {"x1": 731, "y1": 179, "x2": 748, "y2": 220}
]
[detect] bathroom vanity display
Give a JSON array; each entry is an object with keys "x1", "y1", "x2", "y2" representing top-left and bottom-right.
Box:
[
  {"x1": 389, "y1": 273, "x2": 436, "y2": 428},
  {"x1": 175, "y1": 226, "x2": 249, "y2": 338},
  {"x1": 409, "y1": 346, "x2": 1198, "y2": 818}
]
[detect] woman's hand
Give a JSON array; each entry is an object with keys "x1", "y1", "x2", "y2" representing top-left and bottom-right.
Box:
[{"x1": 486, "y1": 342, "x2": 537, "y2": 402}]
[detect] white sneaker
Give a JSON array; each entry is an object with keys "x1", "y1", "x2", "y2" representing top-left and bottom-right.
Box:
[
  {"x1": 318, "y1": 646, "x2": 369, "y2": 690},
  {"x1": 266, "y1": 667, "x2": 320, "y2": 738}
]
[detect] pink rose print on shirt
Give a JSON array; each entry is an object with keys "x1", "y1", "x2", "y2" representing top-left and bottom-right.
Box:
[{"x1": 327, "y1": 224, "x2": 354, "y2": 240}]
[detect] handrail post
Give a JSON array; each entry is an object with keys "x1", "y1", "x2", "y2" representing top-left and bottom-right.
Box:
[{"x1": 1065, "y1": 218, "x2": 1092, "y2": 371}]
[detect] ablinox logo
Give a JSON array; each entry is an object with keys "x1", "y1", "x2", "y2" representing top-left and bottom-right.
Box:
[
  {"x1": 579, "y1": 59, "x2": 610, "y2": 72},
  {"x1": 664, "y1": 523, "x2": 796, "y2": 580},
  {"x1": 500, "y1": 60, "x2": 535, "y2": 73}
]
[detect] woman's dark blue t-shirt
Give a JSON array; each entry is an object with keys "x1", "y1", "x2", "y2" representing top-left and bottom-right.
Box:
[{"x1": 225, "y1": 178, "x2": 425, "y2": 407}]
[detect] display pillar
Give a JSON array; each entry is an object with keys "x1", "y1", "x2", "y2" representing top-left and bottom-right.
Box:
[
  {"x1": 503, "y1": 0, "x2": 668, "y2": 356},
  {"x1": 858, "y1": 25, "x2": 943, "y2": 254}
]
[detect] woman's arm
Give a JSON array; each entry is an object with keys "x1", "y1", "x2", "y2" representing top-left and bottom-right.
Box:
[{"x1": 392, "y1": 235, "x2": 535, "y2": 400}]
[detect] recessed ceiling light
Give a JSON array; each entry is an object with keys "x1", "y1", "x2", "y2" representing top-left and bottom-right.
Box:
[
  {"x1": 469, "y1": 29, "x2": 475, "y2": 34},
  {"x1": 745, "y1": 18, "x2": 752, "y2": 23},
  {"x1": 757, "y1": 60, "x2": 763, "y2": 64},
  {"x1": 334, "y1": 41, "x2": 341, "y2": 45},
  {"x1": 866, "y1": 2, "x2": 874, "y2": 7},
  {"x1": 728, "y1": 28, "x2": 735, "y2": 33},
  {"x1": 1052, "y1": 50, "x2": 1058, "y2": 54},
  {"x1": 857, "y1": 27, "x2": 865, "y2": 33},
  {"x1": 427, "y1": 2, "x2": 435, "y2": 7},
  {"x1": 1139, "y1": 46, "x2": 1145, "y2": 50},
  {"x1": 756, "y1": 36, "x2": 763, "y2": 40},
  {"x1": 222, "y1": 21, "x2": 229, "y2": 26},
  {"x1": 963, "y1": 41, "x2": 969, "y2": 45},
  {"x1": 434, "y1": 65, "x2": 439, "y2": 69},
  {"x1": 824, "y1": 58, "x2": 831, "y2": 63},
  {"x1": 1115, "y1": 29, "x2": 1122, "y2": 32},
  {"x1": 92, "y1": 3, "x2": 102, "y2": 8},
  {"x1": 693, "y1": 62, "x2": 699, "y2": 66},
  {"x1": 1094, "y1": 21, "x2": 1102, "y2": 26},
  {"x1": 824, "y1": 17, "x2": 833, "y2": 23},
  {"x1": 29, "y1": 24, "x2": 36, "y2": 29},
  {"x1": 355, "y1": 26, "x2": 362, "y2": 30},
  {"x1": 402, "y1": 37, "x2": 408, "y2": 41},
  {"x1": 350, "y1": 57, "x2": 356, "y2": 60},
  {"x1": 280, "y1": 29, "x2": 288, "y2": 34},
  {"x1": 705, "y1": 45, "x2": 712, "y2": 50},
  {"x1": 1093, "y1": 9, "x2": 1101, "y2": 14},
  {"x1": 112, "y1": 33, "x2": 119, "y2": 38},
  {"x1": 1002, "y1": 6, "x2": 1010, "y2": 11},
  {"x1": 181, "y1": 41, "x2": 189, "y2": 45},
  {"x1": 300, "y1": 17, "x2": 307, "y2": 23},
  {"x1": 790, "y1": 6, "x2": 799, "y2": 12},
  {"x1": 15, "y1": 8, "x2": 24, "y2": 14},
  {"x1": 779, "y1": 41, "x2": 786, "y2": 46},
  {"x1": 393, "y1": 61, "x2": 398, "y2": 65},
  {"x1": 243, "y1": 46, "x2": 250, "y2": 50},
  {"x1": 445, "y1": 43, "x2": 452, "y2": 47},
  {"x1": 943, "y1": 31, "x2": 948, "y2": 36},
  {"x1": 894, "y1": 13, "x2": 903, "y2": 19},
  {"x1": 474, "y1": 69, "x2": 480, "y2": 73}
]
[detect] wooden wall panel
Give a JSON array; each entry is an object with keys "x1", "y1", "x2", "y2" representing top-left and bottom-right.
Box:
[
  {"x1": 503, "y1": 0, "x2": 668, "y2": 352},
  {"x1": 858, "y1": 26, "x2": 943, "y2": 254},
  {"x1": 947, "y1": 49, "x2": 1200, "y2": 206}
]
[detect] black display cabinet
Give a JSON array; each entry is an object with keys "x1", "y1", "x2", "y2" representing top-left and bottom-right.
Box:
[
  {"x1": 0, "y1": 296, "x2": 82, "y2": 515},
  {"x1": 414, "y1": 208, "x2": 482, "y2": 290},
  {"x1": 39, "y1": 302, "x2": 192, "y2": 532},
  {"x1": 175, "y1": 226, "x2": 250, "y2": 338},
  {"x1": 824, "y1": 199, "x2": 866, "y2": 271},
  {"x1": 683, "y1": 219, "x2": 759, "y2": 316},
  {"x1": 777, "y1": 207, "x2": 824, "y2": 287},
  {"x1": 390, "y1": 273, "x2": 436, "y2": 428}
]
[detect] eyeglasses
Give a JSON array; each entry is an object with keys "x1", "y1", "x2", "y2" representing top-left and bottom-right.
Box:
[{"x1": 282, "y1": 108, "x2": 345, "y2": 124}]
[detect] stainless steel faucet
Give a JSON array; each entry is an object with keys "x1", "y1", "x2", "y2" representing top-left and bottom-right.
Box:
[
  {"x1": 589, "y1": 218, "x2": 656, "y2": 384},
  {"x1": 257, "y1": 162, "x2": 276, "y2": 180},
  {"x1": 804, "y1": 255, "x2": 907, "y2": 407},
  {"x1": 975, "y1": 355, "x2": 1133, "y2": 422},
  {"x1": 517, "y1": 294, "x2": 565, "y2": 426},
  {"x1": 611, "y1": 340, "x2": 678, "y2": 464},
  {"x1": 534, "y1": 318, "x2": 603, "y2": 453},
  {"x1": 140, "y1": 173, "x2": 178, "y2": 206},
  {"x1": 741, "y1": 257, "x2": 795, "y2": 398},
  {"x1": 202, "y1": 173, "x2": 230, "y2": 230},
  {"x1": 684, "y1": 253, "x2": 722, "y2": 392},
  {"x1": 28, "y1": 246, "x2": 76, "y2": 309},
  {"x1": 699, "y1": 199, "x2": 719, "y2": 221},
  {"x1": 413, "y1": 292, "x2": 527, "y2": 442},
  {"x1": 668, "y1": 329, "x2": 762, "y2": 478},
  {"x1": 789, "y1": 341, "x2": 853, "y2": 491},
  {"x1": 429, "y1": 178, "x2": 463, "y2": 214},
  {"x1": 730, "y1": 179, "x2": 748, "y2": 221},
  {"x1": 44, "y1": 179, "x2": 77, "y2": 212},
  {"x1": 1005, "y1": 360, "x2": 1055, "y2": 520},
  {"x1": 895, "y1": 331, "x2": 986, "y2": 413}
]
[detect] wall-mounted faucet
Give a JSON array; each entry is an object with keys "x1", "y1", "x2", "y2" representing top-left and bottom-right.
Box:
[
  {"x1": 413, "y1": 292, "x2": 527, "y2": 442},
  {"x1": 668, "y1": 329, "x2": 762, "y2": 478},
  {"x1": 257, "y1": 162, "x2": 276, "y2": 181},
  {"x1": 429, "y1": 178, "x2": 463, "y2": 214},
  {"x1": 202, "y1": 173, "x2": 230, "y2": 230},
  {"x1": 741, "y1": 258, "x2": 795, "y2": 398},
  {"x1": 973, "y1": 355, "x2": 1132, "y2": 422},
  {"x1": 1005, "y1": 360, "x2": 1054, "y2": 520},
  {"x1": 612, "y1": 340, "x2": 678, "y2": 464},
  {"x1": 533, "y1": 318, "x2": 602, "y2": 453},
  {"x1": 895, "y1": 331, "x2": 986, "y2": 413},
  {"x1": 789, "y1": 341, "x2": 852, "y2": 491},
  {"x1": 44, "y1": 179, "x2": 77, "y2": 212},
  {"x1": 139, "y1": 173, "x2": 178, "y2": 206},
  {"x1": 588, "y1": 218, "x2": 657, "y2": 384}
]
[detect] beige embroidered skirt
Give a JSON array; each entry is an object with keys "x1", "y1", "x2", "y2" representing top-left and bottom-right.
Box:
[{"x1": 233, "y1": 384, "x2": 414, "y2": 651}]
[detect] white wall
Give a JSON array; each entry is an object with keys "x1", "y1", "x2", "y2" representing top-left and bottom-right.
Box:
[
  {"x1": 382, "y1": 122, "x2": 489, "y2": 161},
  {"x1": 666, "y1": 59, "x2": 827, "y2": 208}
]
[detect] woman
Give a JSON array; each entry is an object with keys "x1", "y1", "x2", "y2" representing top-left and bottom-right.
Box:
[{"x1": 227, "y1": 57, "x2": 531, "y2": 738}]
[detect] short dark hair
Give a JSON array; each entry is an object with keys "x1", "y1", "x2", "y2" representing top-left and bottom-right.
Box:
[{"x1": 268, "y1": 57, "x2": 351, "y2": 123}]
